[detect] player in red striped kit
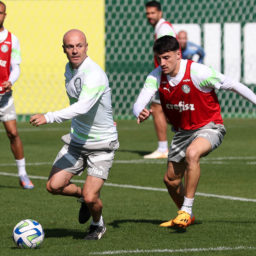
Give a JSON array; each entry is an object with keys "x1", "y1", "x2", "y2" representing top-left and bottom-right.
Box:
[
  {"x1": 133, "y1": 36, "x2": 256, "y2": 230},
  {"x1": 144, "y1": 1, "x2": 177, "y2": 159},
  {"x1": 0, "y1": 1, "x2": 33, "y2": 189}
]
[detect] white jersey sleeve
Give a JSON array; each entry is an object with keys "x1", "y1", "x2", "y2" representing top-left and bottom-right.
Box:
[
  {"x1": 133, "y1": 67, "x2": 161, "y2": 117},
  {"x1": 190, "y1": 62, "x2": 256, "y2": 105}
]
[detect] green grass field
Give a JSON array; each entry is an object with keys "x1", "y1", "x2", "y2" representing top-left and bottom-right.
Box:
[{"x1": 0, "y1": 119, "x2": 256, "y2": 256}]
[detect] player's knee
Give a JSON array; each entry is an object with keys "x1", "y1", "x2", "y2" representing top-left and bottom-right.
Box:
[
  {"x1": 83, "y1": 193, "x2": 97, "y2": 205},
  {"x1": 46, "y1": 180, "x2": 60, "y2": 194},
  {"x1": 6, "y1": 130, "x2": 19, "y2": 141},
  {"x1": 186, "y1": 147, "x2": 200, "y2": 164}
]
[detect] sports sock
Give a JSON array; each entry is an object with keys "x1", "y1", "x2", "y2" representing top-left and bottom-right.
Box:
[
  {"x1": 91, "y1": 215, "x2": 104, "y2": 227},
  {"x1": 16, "y1": 158, "x2": 27, "y2": 177},
  {"x1": 157, "y1": 141, "x2": 168, "y2": 152},
  {"x1": 180, "y1": 196, "x2": 194, "y2": 216}
]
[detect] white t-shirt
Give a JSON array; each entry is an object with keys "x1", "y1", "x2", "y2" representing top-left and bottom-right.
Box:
[
  {"x1": 45, "y1": 57, "x2": 118, "y2": 145},
  {"x1": 154, "y1": 18, "x2": 176, "y2": 39},
  {"x1": 133, "y1": 59, "x2": 256, "y2": 117}
]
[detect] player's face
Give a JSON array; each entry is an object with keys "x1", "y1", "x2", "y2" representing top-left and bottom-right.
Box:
[
  {"x1": 177, "y1": 32, "x2": 187, "y2": 50},
  {"x1": 0, "y1": 4, "x2": 6, "y2": 30},
  {"x1": 156, "y1": 50, "x2": 181, "y2": 76},
  {"x1": 63, "y1": 32, "x2": 88, "y2": 69},
  {"x1": 145, "y1": 7, "x2": 162, "y2": 27}
]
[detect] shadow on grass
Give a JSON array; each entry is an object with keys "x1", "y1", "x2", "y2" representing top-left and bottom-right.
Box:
[
  {"x1": 108, "y1": 219, "x2": 203, "y2": 234},
  {"x1": 117, "y1": 149, "x2": 151, "y2": 156},
  {"x1": 44, "y1": 228, "x2": 86, "y2": 240}
]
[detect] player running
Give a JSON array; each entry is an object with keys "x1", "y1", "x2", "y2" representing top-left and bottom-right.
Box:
[
  {"x1": 30, "y1": 29, "x2": 119, "y2": 240},
  {"x1": 144, "y1": 1, "x2": 177, "y2": 159},
  {"x1": 133, "y1": 36, "x2": 256, "y2": 230},
  {"x1": 0, "y1": 1, "x2": 33, "y2": 189}
]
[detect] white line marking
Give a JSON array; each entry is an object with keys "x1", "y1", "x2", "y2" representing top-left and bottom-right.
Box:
[
  {"x1": 0, "y1": 155, "x2": 255, "y2": 167},
  {"x1": 89, "y1": 246, "x2": 256, "y2": 255},
  {"x1": 0, "y1": 172, "x2": 256, "y2": 203},
  {"x1": 0, "y1": 127, "x2": 69, "y2": 133}
]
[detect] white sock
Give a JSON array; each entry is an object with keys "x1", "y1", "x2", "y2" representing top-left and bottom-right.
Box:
[
  {"x1": 16, "y1": 158, "x2": 27, "y2": 177},
  {"x1": 180, "y1": 196, "x2": 194, "y2": 216},
  {"x1": 91, "y1": 215, "x2": 104, "y2": 227},
  {"x1": 157, "y1": 141, "x2": 168, "y2": 152}
]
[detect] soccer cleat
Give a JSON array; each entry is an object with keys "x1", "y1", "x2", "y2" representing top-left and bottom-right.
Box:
[
  {"x1": 78, "y1": 201, "x2": 91, "y2": 224},
  {"x1": 143, "y1": 150, "x2": 168, "y2": 159},
  {"x1": 160, "y1": 214, "x2": 195, "y2": 227},
  {"x1": 19, "y1": 175, "x2": 34, "y2": 189},
  {"x1": 84, "y1": 223, "x2": 106, "y2": 240},
  {"x1": 172, "y1": 210, "x2": 194, "y2": 229}
]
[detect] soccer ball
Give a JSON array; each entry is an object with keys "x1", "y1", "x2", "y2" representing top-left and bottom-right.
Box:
[{"x1": 12, "y1": 219, "x2": 44, "y2": 248}]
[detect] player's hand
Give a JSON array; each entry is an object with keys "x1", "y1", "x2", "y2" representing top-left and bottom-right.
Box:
[
  {"x1": 137, "y1": 108, "x2": 152, "y2": 124},
  {"x1": 30, "y1": 114, "x2": 47, "y2": 126},
  {"x1": 2, "y1": 81, "x2": 12, "y2": 92}
]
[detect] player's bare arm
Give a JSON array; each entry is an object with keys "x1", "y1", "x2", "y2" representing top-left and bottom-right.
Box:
[
  {"x1": 30, "y1": 114, "x2": 47, "y2": 126},
  {"x1": 137, "y1": 108, "x2": 152, "y2": 124}
]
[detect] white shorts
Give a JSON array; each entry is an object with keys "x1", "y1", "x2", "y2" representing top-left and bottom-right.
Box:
[
  {"x1": 50, "y1": 134, "x2": 119, "y2": 180},
  {"x1": 168, "y1": 122, "x2": 226, "y2": 163},
  {"x1": 0, "y1": 95, "x2": 16, "y2": 122}
]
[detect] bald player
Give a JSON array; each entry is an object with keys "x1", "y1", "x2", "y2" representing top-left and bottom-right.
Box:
[{"x1": 30, "y1": 29, "x2": 119, "y2": 240}]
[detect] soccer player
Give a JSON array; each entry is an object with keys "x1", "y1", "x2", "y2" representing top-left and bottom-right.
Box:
[
  {"x1": 178, "y1": 30, "x2": 205, "y2": 63},
  {"x1": 133, "y1": 36, "x2": 256, "y2": 230},
  {"x1": 30, "y1": 29, "x2": 119, "y2": 240},
  {"x1": 144, "y1": 0, "x2": 177, "y2": 159},
  {"x1": 0, "y1": 1, "x2": 34, "y2": 189}
]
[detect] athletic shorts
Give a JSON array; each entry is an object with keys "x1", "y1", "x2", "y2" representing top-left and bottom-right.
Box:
[
  {"x1": 151, "y1": 91, "x2": 161, "y2": 104},
  {"x1": 168, "y1": 122, "x2": 226, "y2": 163},
  {"x1": 50, "y1": 134, "x2": 119, "y2": 180},
  {"x1": 0, "y1": 95, "x2": 16, "y2": 122}
]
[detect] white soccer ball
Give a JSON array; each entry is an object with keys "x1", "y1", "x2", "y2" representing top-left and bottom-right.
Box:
[{"x1": 12, "y1": 219, "x2": 44, "y2": 249}]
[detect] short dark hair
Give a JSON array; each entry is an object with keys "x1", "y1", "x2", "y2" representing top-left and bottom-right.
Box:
[
  {"x1": 0, "y1": 1, "x2": 6, "y2": 12},
  {"x1": 145, "y1": 1, "x2": 161, "y2": 11},
  {"x1": 153, "y1": 36, "x2": 180, "y2": 54}
]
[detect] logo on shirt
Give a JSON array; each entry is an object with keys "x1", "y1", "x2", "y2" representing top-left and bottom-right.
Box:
[
  {"x1": 166, "y1": 101, "x2": 195, "y2": 112},
  {"x1": 0, "y1": 59, "x2": 7, "y2": 67},
  {"x1": 74, "y1": 77, "x2": 82, "y2": 94},
  {"x1": 182, "y1": 84, "x2": 191, "y2": 94},
  {"x1": 1, "y1": 44, "x2": 9, "y2": 53}
]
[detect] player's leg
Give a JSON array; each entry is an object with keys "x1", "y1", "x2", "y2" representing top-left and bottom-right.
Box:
[
  {"x1": 83, "y1": 142, "x2": 118, "y2": 240},
  {"x1": 144, "y1": 93, "x2": 168, "y2": 159},
  {"x1": 3, "y1": 119, "x2": 34, "y2": 189},
  {"x1": 46, "y1": 168, "x2": 82, "y2": 197},
  {"x1": 83, "y1": 176, "x2": 106, "y2": 240},
  {"x1": 184, "y1": 137, "x2": 211, "y2": 198},
  {"x1": 160, "y1": 161, "x2": 187, "y2": 227}
]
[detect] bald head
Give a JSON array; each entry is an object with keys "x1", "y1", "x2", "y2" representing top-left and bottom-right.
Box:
[
  {"x1": 63, "y1": 29, "x2": 88, "y2": 69},
  {"x1": 177, "y1": 30, "x2": 188, "y2": 50},
  {"x1": 63, "y1": 29, "x2": 86, "y2": 45}
]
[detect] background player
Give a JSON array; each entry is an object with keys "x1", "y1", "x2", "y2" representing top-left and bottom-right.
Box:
[
  {"x1": 0, "y1": 1, "x2": 33, "y2": 189},
  {"x1": 133, "y1": 36, "x2": 256, "y2": 230},
  {"x1": 178, "y1": 30, "x2": 205, "y2": 63},
  {"x1": 30, "y1": 29, "x2": 119, "y2": 240},
  {"x1": 144, "y1": 0, "x2": 177, "y2": 159}
]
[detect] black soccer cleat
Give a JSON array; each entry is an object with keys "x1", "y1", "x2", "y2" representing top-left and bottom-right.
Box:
[
  {"x1": 79, "y1": 202, "x2": 91, "y2": 224},
  {"x1": 84, "y1": 223, "x2": 106, "y2": 240}
]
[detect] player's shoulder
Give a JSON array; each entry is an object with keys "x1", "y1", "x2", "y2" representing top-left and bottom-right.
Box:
[
  {"x1": 80, "y1": 57, "x2": 108, "y2": 85},
  {"x1": 190, "y1": 62, "x2": 212, "y2": 79},
  {"x1": 148, "y1": 66, "x2": 162, "y2": 78}
]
